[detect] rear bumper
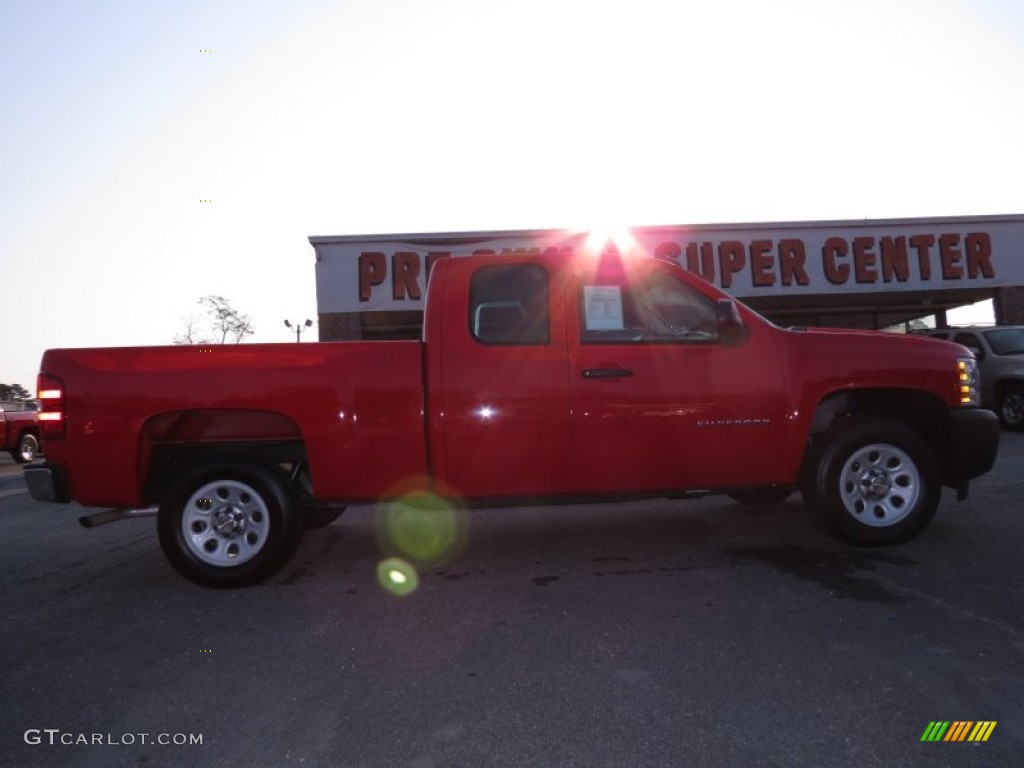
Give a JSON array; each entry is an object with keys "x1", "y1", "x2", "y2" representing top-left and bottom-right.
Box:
[
  {"x1": 24, "y1": 463, "x2": 71, "y2": 504},
  {"x1": 946, "y1": 408, "x2": 1000, "y2": 491}
]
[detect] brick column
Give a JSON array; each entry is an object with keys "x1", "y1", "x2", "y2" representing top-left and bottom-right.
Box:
[
  {"x1": 318, "y1": 312, "x2": 363, "y2": 341},
  {"x1": 994, "y1": 287, "x2": 1024, "y2": 325}
]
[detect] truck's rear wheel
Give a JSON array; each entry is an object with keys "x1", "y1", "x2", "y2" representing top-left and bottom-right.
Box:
[
  {"x1": 12, "y1": 433, "x2": 39, "y2": 463},
  {"x1": 158, "y1": 457, "x2": 302, "y2": 587},
  {"x1": 802, "y1": 418, "x2": 940, "y2": 545}
]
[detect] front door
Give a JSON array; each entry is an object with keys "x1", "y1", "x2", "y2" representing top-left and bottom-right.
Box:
[{"x1": 567, "y1": 257, "x2": 791, "y2": 493}]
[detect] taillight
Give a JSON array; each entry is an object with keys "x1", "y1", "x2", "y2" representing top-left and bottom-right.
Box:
[{"x1": 37, "y1": 373, "x2": 66, "y2": 439}]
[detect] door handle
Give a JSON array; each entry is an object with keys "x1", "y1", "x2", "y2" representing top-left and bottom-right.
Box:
[{"x1": 582, "y1": 368, "x2": 633, "y2": 379}]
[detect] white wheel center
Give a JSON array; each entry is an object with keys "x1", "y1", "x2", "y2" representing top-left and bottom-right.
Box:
[
  {"x1": 859, "y1": 468, "x2": 892, "y2": 499},
  {"x1": 213, "y1": 507, "x2": 247, "y2": 536}
]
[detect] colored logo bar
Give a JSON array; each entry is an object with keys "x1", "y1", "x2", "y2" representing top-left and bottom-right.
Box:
[{"x1": 921, "y1": 721, "x2": 997, "y2": 742}]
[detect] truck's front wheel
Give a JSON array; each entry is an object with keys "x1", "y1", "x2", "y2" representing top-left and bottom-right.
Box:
[
  {"x1": 157, "y1": 457, "x2": 303, "y2": 587},
  {"x1": 802, "y1": 418, "x2": 940, "y2": 545}
]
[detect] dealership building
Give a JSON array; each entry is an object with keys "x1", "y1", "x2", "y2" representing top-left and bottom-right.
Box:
[{"x1": 309, "y1": 214, "x2": 1024, "y2": 340}]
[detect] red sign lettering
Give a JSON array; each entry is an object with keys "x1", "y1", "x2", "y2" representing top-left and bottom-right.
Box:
[
  {"x1": 654, "y1": 242, "x2": 682, "y2": 262},
  {"x1": 822, "y1": 238, "x2": 849, "y2": 285},
  {"x1": 939, "y1": 233, "x2": 963, "y2": 280},
  {"x1": 685, "y1": 242, "x2": 716, "y2": 282},
  {"x1": 879, "y1": 237, "x2": 910, "y2": 282},
  {"x1": 359, "y1": 252, "x2": 387, "y2": 302},
  {"x1": 852, "y1": 237, "x2": 877, "y2": 284},
  {"x1": 718, "y1": 241, "x2": 745, "y2": 289},
  {"x1": 965, "y1": 233, "x2": 995, "y2": 278},
  {"x1": 778, "y1": 239, "x2": 810, "y2": 287},
  {"x1": 392, "y1": 252, "x2": 421, "y2": 300},
  {"x1": 749, "y1": 240, "x2": 775, "y2": 287},
  {"x1": 351, "y1": 229, "x2": 1000, "y2": 305},
  {"x1": 908, "y1": 234, "x2": 935, "y2": 280}
]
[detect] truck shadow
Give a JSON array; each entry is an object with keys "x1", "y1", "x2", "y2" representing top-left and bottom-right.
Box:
[{"x1": 281, "y1": 497, "x2": 920, "y2": 606}]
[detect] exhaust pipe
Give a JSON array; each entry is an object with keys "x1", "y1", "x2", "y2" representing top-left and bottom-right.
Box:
[{"x1": 79, "y1": 507, "x2": 158, "y2": 528}]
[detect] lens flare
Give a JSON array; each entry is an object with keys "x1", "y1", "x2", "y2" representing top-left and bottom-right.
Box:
[
  {"x1": 377, "y1": 558, "x2": 419, "y2": 597},
  {"x1": 380, "y1": 491, "x2": 465, "y2": 567},
  {"x1": 583, "y1": 225, "x2": 636, "y2": 255}
]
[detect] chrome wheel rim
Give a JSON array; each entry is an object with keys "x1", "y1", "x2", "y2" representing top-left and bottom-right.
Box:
[
  {"x1": 181, "y1": 479, "x2": 270, "y2": 566},
  {"x1": 839, "y1": 443, "x2": 920, "y2": 527}
]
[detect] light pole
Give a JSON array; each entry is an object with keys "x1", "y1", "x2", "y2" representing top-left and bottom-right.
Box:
[{"x1": 284, "y1": 318, "x2": 313, "y2": 342}]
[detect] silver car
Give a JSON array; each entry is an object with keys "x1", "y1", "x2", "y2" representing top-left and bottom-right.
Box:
[{"x1": 925, "y1": 326, "x2": 1024, "y2": 429}]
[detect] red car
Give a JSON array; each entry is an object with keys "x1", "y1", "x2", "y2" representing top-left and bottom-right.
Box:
[{"x1": 1, "y1": 400, "x2": 41, "y2": 463}]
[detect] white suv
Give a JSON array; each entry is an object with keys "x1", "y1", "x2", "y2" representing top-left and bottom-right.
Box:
[{"x1": 925, "y1": 326, "x2": 1024, "y2": 429}]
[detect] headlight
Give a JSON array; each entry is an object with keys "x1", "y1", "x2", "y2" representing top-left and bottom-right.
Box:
[{"x1": 957, "y1": 357, "x2": 980, "y2": 406}]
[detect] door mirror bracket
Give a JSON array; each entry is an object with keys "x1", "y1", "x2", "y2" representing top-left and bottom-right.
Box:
[{"x1": 716, "y1": 299, "x2": 749, "y2": 347}]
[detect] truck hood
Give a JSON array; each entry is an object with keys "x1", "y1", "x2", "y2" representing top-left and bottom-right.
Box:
[
  {"x1": 774, "y1": 325, "x2": 971, "y2": 409},
  {"x1": 784, "y1": 326, "x2": 971, "y2": 354}
]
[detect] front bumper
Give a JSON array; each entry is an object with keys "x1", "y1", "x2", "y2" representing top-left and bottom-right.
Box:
[
  {"x1": 946, "y1": 408, "x2": 1000, "y2": 495},
  {"x1": 24, "y1": 463, "x2": 71, "y2": 504}
]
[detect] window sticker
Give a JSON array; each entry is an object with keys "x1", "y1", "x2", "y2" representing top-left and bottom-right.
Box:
[{"x1": 584, "y1": 285, "x2": 625, "y2": 330}]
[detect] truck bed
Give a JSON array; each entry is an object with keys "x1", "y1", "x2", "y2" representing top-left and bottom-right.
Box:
[{"x1": 37, "y1": 341, "x2": 427, "y2": 506}]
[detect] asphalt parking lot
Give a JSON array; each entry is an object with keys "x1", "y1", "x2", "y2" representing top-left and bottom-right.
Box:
[{"x1": 1, "y1": 435, "x2": 1022, "y2": 768}]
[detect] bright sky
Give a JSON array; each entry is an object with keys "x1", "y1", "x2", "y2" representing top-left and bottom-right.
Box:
[{"x1": 2, "y1": 0, "x2": 1022, "y2": 390}]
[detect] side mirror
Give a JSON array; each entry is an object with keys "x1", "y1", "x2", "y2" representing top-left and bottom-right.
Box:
[{"x1": 716, "y1": 299, "x2": 748, "y2": 347}]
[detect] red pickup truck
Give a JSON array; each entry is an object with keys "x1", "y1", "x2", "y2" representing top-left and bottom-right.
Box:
[
  {"x1": 26, "y1": 249, "x2": 999, "y2": 586},
  {"x1": 1, "y1": 401, "x2": 41, "y2": 463}
]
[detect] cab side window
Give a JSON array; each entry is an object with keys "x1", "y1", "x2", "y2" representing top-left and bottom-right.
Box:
[
  {"x1": 469, "y1": 264, "x2": 549, "y2": 345},
  {"x1": 580, "y1": 270, "x2": 718, "y2": 344}
]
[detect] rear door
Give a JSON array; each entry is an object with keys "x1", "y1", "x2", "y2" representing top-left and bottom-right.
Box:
[{"x1": 437, "y1": 259, "x2": 571, "y2": 498}]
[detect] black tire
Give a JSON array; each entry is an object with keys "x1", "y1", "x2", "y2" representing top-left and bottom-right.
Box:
[
  {"x1": 157, "y1": 456, "x2": 303, "y2": 587},
  {"x1": 801, "y1": 417, "x2": 940, "y2": 545},
  {"x1": 728, "y1": 487, "x2": 794, "y2": 506},
  {"x1": 996, "y1": 384, "x2": 1024, "y2": 430},
  {"x1": 12, "y1": 433, "x2": 39, "y2": 463}
]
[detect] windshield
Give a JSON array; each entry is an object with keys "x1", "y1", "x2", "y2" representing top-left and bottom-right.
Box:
[{"x1": 983, "y1": 328, "x2": 1024, "y2": 355}]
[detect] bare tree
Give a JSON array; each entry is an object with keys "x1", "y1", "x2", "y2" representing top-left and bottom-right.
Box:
[
  {"x1": 173, "y1": 316, "x2": 210, "y2": 345},
  {"x1": 0, "y1": 382, "x2": 32, "y2": 400},
  {"x1": 174, "y1": 296, "x2": 254, "y2": 345}
]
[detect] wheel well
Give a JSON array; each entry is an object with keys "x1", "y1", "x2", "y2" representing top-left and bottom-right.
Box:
[
  {"x1": 993, "y1": 378, "x2": 1024, "y2": 398},
  {"x1": 143, "y1": 441, "x2": 307, "y2": 504},
  {"x1": 139, "y1": 409, "x2": 307, "y2": 503},
  {"x1": 810, "y1": 389, "x2": 947, "y2": 435},
  {"x1": 807, "y1": 389, "x2": 952, "y2": 477}
]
